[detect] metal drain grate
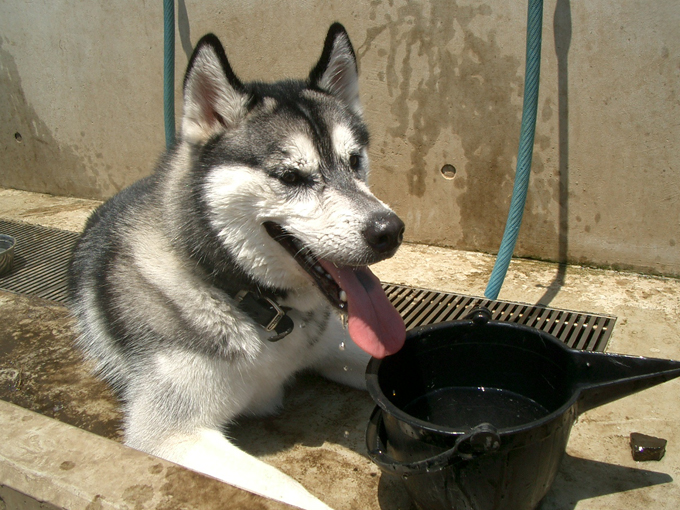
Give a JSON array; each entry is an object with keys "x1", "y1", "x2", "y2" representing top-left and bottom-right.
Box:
[
  {"x1": 0, "y1": 220, "x2": 80, "y2": 304},
  {"x1": 384, "y1": 283, "x2": 616, "y2": 352},
  {"x1": 0, "y1": 220, "x2": 616, "y2": 351}
]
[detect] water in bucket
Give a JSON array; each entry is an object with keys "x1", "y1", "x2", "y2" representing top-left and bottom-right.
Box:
[{"x1": 403, "y1": 386, "x2": 549, "y2": 430}]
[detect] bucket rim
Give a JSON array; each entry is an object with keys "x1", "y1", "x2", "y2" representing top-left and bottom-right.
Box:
[{"x1": 366, "y1": 317, "x2": 583, "y2": 437}]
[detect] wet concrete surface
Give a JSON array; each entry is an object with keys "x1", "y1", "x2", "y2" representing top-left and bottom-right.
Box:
[
  {"x1": 1, "y1": 188, "x2": 679, "y2": 509},
  {"x1": 0, "y1": 292, "x2": 122, "y2": 441},
  {"x1": 0, "y1": 289, "x2": 408, "y2": 510}
]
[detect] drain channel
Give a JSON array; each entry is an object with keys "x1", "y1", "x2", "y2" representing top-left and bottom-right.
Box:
[
  {"x1": 0, "y1": 219, "x2": 615, "y2": 352},
  {"x1": 383, "y1": 284, "x2": 615, "y2": 352},
  {"x1": 0, "y1": 220, "x2": 80, "y2": 304}
]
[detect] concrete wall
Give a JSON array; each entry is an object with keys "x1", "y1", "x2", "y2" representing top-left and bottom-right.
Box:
[{"x1": 1, "y1": 0, "x2": 678, "y2": 276}]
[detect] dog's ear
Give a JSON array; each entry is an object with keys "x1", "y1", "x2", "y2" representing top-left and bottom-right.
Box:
[
  {"x1": 181, "y1": 34, "x2": 252, "y2": 144},
  {"x1": 309, "y1": 23, "x2": 362, "y2": 115}
]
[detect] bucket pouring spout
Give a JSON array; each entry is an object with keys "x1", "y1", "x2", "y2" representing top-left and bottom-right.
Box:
[{"x1": 571, "y1": 350, "x2": 680, "y2": 415}]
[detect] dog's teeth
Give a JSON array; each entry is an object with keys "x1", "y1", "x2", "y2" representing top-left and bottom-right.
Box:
[
  {"x1": 339, "y1": 290, "x2": 347, "y2": 302},
  {"x1": 314, "y1": 264, "x2": 324, "y2": 274}
]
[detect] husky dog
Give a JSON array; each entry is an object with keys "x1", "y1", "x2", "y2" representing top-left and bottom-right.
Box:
[{"x1": 69, "y1": 23, "x2": 405, "y2": 510}]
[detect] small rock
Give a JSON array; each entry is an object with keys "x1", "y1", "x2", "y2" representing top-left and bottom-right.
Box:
[{"x1": 630, "y1": 432, "x2": 667, "y2": 461}]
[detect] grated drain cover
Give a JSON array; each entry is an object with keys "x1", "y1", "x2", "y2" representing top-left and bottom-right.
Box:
[
  {"x1": 383, "y1": 284, "x2": 615, "y2": 352},
  {"x1": 0, "y1": 219, "x2": 616, "y2": 352},
  {"x1": 0, "y1": 220, "x2": 79, "y2": 303}
]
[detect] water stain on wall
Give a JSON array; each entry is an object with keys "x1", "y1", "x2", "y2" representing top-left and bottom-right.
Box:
[{"x1": 358, "y1": 1, "x2": 556, "y2": 253}]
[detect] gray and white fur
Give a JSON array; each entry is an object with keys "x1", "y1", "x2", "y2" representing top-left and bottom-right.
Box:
[{"x1": 69, "y1": 23, "x2": 405, "y2": 510}]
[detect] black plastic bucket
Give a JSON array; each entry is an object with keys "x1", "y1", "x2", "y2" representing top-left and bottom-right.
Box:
[{"x1": 365, "y1": 308, "x2": 680, "y2": 510}]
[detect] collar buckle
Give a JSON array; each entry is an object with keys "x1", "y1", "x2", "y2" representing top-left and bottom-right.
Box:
[
  {"x1": 262, "y1": 296, "x2": 285, "y2": 332},
  {"x1": 235, "y1": 290, "x2": 294, "y2": 341}
]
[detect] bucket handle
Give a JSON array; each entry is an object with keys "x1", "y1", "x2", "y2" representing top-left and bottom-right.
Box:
[
  {"x1": 465, "y1": 306, "x2": 493, "y2": 324},
  {"x1": 366, "y1": 406, "x2": 501, "y2": 476}
]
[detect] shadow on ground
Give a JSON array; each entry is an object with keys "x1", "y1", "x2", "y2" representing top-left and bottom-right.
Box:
[
  {"x1": 371, "y1": 452, "x2": 672, "y2": 510},
  {"x1": 539, "y1": 453, "x2": 672, "y2": 510}
]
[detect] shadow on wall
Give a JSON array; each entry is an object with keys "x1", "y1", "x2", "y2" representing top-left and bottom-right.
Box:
[
  {"x1": 0, "y1": 40, "x2": 102, "y2": 198},
  {"x1": 538, "y1": 0, "x2": 571, "y2": 306},
  {"x1": 177, "y1": 0, "x2": 194, "y2": 61}
]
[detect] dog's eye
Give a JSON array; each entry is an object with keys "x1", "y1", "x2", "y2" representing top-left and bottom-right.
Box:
[
  {"x1": 280, "y1": 170, "x2": 303, "y2": 185},
  {"x1": 349, "y1": 154, "x2": 361, "y2": 171}
]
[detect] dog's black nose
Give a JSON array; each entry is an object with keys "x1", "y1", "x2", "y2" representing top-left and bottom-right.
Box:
[{"x1": 363, "y1": 211, "x2": 405, "y2": 255}]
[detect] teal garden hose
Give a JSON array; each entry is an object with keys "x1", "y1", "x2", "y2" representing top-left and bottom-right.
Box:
[{"x1": 485, "y1": 0, "x2": 543, "y2": 300}]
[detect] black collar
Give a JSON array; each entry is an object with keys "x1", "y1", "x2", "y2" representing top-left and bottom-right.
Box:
[
  {"x1": 233, "y1": 290, "x2": 294, "y2": 341},
  {"x1": 191, "y1": 254, "x2": 295, "y2": 341}
]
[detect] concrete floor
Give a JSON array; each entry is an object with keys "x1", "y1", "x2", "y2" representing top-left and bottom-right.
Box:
[{"x1": 1, "y1": 187, "x2": 679, "y2": 509}]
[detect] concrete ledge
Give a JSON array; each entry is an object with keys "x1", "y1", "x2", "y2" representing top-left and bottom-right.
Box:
[{"x1": 0, "y1": 400, "x2": 292, "y2": 510}]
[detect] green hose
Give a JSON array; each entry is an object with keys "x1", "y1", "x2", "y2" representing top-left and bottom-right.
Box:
[{"x1": 484, "y1": 0, "x2": 543, "y2": 300}]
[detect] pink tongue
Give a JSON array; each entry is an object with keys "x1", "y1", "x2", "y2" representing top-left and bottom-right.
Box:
[{"x1": 319, "y1": 262, "x2": 405, "y2": 359}]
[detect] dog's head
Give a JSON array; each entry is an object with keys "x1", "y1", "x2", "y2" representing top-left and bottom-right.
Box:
[{"x1": 179, "y1": 24, "x2": 405, "y2": 357}]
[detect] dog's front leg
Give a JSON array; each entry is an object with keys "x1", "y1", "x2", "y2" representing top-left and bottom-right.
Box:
[{"x1": 147, "y1": 428, "x2": 334, "y2": 510}]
